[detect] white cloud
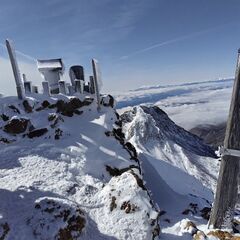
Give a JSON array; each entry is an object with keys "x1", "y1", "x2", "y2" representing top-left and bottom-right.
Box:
[{"x1": 114, "y1": 79, "x2": 233, "y2": 129}]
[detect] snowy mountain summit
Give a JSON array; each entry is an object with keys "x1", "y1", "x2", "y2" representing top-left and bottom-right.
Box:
[
  {"x1": 0, "y1": 94, "x2": 159, "y2": 240},
  {"x1": 121, "y1": 106, "x2": 221, "y2": 239},
  {"x1": 121, "y1": 106, "x2": 218, "y2": 193}
]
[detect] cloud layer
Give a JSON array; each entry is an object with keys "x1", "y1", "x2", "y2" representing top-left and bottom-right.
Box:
[{"x1": 114, "y1": 79, "x2": 233, "y2": 129}]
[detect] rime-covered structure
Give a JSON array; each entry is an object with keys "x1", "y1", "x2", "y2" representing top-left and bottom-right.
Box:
[
  {"x1": 69, "y1": 65, "x2": 85, "y2": 93},
  {"x1": 37, "y1": 59, "x2": 64, "y2": 94},
  {"x1": 5, "y1": 39, "x2": 25, "y2": 99},
  {"x1": 4, "y1": 39, "x2": 103, "y2": 111}
]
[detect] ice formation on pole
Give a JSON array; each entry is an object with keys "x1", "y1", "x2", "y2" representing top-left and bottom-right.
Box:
[
  {"x1": 5, "y1": 39, "x2": 25, "y2": 99},
  {"x1": 92, "y1": 58, "x2": 102, "y2": 111}
]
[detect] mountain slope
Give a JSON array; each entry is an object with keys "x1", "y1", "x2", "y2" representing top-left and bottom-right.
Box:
[
  {"x1": 120, "y1": 105, "x2": 220, "y2": 239},
  {"x1": 0, "y1": 94, "x2": 159, "y2": 240},
  {"x1": 121, "y1": 106, "x2": 218, "y2": 192},
  {"x1": 190, "y1": 123, "x2": 226, "y2": 148}
]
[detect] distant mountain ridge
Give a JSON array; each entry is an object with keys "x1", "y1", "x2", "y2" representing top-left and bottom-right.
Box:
[{"x1": 190, "y1": 123, "x2": 226, "y2": 148}]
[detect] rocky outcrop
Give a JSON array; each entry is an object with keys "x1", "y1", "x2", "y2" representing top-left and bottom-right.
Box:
[
  {"x1": 101, "y1": 95, "x2": 114, "y2": 108},
  {"x1": 55, "y1": 97, "x2": 93, "y2": 117},
  {"x1": 22, "y1": 100, "x2": 33, "y2": 113},
  {"x1": 0, "y1": 222, "x2": 10, "y2": 240},
  {"x1": 190, "y1": 123, "x2": 226, "y2": 148},
  {"x1": 27, "y1": 128, "x2": 48, "y2": 139},
  {"x1": 4, "y1": 117, "x2": 30, "y2": 134}
]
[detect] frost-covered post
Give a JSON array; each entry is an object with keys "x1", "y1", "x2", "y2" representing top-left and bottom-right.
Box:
[
  {"x1": 32, "y1": 86, "x2": 39, "y2": 94},
  {"x1": 89, "y1": 76, "x2": 95, "y2": 94},
  {"x1": 68, "y1": 85, "x2": 74, "y2": 95},
  {"x1": 6, "y1": 39, "x2": 25, "y2": 99},
  {"x1": 23, "y1": 74, "x2": 32, "y2": 94},
  {"x1": 92, "y1": 59, "x2": 101, "y2": 111},
  {"x1": 59, "y1": 80, "x2": 67, "y2": 95},
  {"x1": 24, "y1": 81, "x2": 32, "y2": 94},
  {"x1": 74, "y1": 80, "x2": 83, "y2": 93},
  {"x1": 209, "y1": 49, "x2": 240, "y2": 229},
  {"x1": 42, "y1": 81, "x2": 50, "y2": 96}
]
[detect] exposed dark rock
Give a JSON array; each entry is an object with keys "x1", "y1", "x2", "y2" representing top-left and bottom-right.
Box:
[
  {"x1": 4, "y1": 118, "x2": 29, "y2": 134},
  {"x1": 8, "y1": 105, "x2": 20, "y2": 114},
  {"x1": 0, "y1": 222, "x2": 10, "y2": 240},
  {"x1": 36, "y1": 100, "x2": 51, "y2": 111},
  {"x1": 159, "y1": 210, "x2": 167, "y2": 217},
  {"x1": 120, "y1": 201, "x2": 138, "y2": 213},
  {"x1": 42, "y1": 100, "x2": 50, "y2": 108},
  {"x1": 28, "y1": 128, "x2": 48, "y2": 138},
  {"x1": 130, "y1": 171, "x2": 146, "y2": 190},
  {"x1": 69, "y1": 98, "x2": 82, "y2": 109},
  {"x1": 105, "y1": 165, "x2": 138, "y2": 177},
  {"x1": 47, "y1": 97, "x2": 93, "y2": 117},
  {"x1": 48, "y1": 103, "x2": 57, "y2": 109},
  {"x1": 189, "y1": 203, "x2": 198, "y2": 214},
  {"x1": 0, "y1": 114, "x2": 9, "y2": 122},
  {"x1": 200, "y1": 207, "x2": 211, "y2": 220},
  {"x1": 101, "y1": 95, "x2": 115, "y2": 108},
  {"x1": 115, "y1": 120, "x2": 122, "y2": 127},
  {"x1": 82, "y1": 97, "x2": 94, "y2": 106},
  {"x1": 66, "y1": 184, "x2": 79, "y2": 195},
  {"x1": 22, "y1": 100, "x2": 32, "y2": 113},
  {"x1": 0, "y1": 138, "x2": 14, "y2": 144},
  {"x1": 182, "y1": 209, "x2": 195, "y2": 215},
  {"x1": 48, "y1": 113, "x2": 58, "y2": 122},
  {"x1": 56, "y1": 99, "x2": 78, "y2": 117},
  {"x1": 125, "y1": 142, "x2": 138, "y2": 159},
  {"x1": 105, "y1": 131, "x2": 113, "y2": 137},
  {"x1": 55, "y1": 128, "x2": 63, "y2": 140},
  {"x1": 152, "y1": 222, "x2": 161, "y2": 239},
  {"x1": 112, "y1": 128, "x2": 125, "y2": 144},
  {"x1": 115, "y1": 112, "x2": 120, "y2": 120},
  {"x1": 110, "y1": 196, "x2": 117, "y2": 211}
]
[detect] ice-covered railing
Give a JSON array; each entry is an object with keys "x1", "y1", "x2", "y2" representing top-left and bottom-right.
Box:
[{"x1": 2, "y1": 39, "x2": 102, "y2": 110}]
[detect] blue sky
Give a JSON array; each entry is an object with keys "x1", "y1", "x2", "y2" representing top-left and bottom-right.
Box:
[{"x1": 1, "y1": 0, "x2": 240, "y2": 94}]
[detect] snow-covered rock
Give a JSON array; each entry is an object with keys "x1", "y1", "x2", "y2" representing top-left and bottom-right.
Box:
[{"x1": 0, "y1": 94, "x2": 159, "y2": 240}]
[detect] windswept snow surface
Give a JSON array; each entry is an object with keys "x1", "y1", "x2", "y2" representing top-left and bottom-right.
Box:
[
  {"x1": 0, "y1": 94, "x2": 158, "y2": 240},
  {"x1": 114, "y1": 78, "x2": 233, "y2": 130}
]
